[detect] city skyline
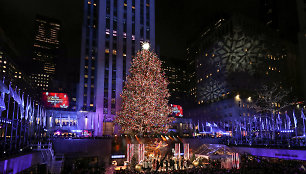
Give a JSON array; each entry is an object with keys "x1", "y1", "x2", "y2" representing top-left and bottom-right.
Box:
[{"x1": 0, "y1": 0, "x2": 299, "y2": 84}]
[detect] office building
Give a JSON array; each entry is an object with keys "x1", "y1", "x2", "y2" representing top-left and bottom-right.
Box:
[
  {"x1": 77, "y1": 0, "x2": 155, "y2": 136},
  {"x1": 0, "y1": 27, "x2": 47, "y2": 155},
  {"x1": 30, "y1": 15, "x2": 61, "y2": 92},
  {"x1": 185, "y1": 15, "x2": 294, "y2": 123},
  {"x1": 162, "y1": 59, "x2": 188, "y2": 106},
  {"x1": 297, "y1": 0, "x2": 306, "y2": 100}
]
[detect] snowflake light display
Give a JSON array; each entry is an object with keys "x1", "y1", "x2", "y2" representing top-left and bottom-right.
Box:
[
  {"x1": 211, "y1": 26, "x2": 264, "y2": 75},
  {"x1": 199, "y1": 80, "x2": 226, "y2": 102}
]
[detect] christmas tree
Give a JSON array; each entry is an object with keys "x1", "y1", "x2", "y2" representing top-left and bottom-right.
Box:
[{"x1": 115, "y1": 43, "x2": 174, "y2": 135}]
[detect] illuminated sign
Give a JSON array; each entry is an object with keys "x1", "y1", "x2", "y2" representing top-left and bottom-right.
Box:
[
  {"x1": 170, "y1": 104, "x2": 183, "y2": 117},
  {"x1": 42, "y1": 92, "x2": 69, "y2": 109},
  {"x1": 111, "y1": 155, "x2": 126, "y2": 159},
  {"x1": 71, "y1": 129, "x2": 82, "y2": 133},
  {"x1": 82, "y1": 130, "x2": 92, "y2": 137}
]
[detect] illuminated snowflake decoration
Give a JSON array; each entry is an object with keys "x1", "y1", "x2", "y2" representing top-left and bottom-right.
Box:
[
  {"x1": 210, "y1": 26, "x2": 264, "y2": 75},
  {"x1": 199, "y1": 80, "x2": 226, "y2": 102}
]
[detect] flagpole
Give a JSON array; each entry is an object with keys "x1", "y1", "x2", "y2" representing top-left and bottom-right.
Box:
[
  {"x1": 303, "y1": 112, "x2": 306, "y2": 137},
  {"x1": 293, "y1": 110, "x2": 297, "y2": 138}
]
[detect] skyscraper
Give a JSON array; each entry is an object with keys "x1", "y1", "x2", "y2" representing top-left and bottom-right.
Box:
[
  {"x1": 297, "y1": 0, "x2": 306, "y2": 100},
  {"x1": 30, "y1": 15, "x2": 61, "y2": 92},
  {"x1": 185, "y1": 15, "x2": 292, "y2": 123},
  {"x1": 77, "y1": 0, "x2": 155, "y2": 136}
]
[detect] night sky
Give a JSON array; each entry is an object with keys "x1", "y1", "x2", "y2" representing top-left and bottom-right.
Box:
[{"x1": 0, "y1": 0, "x2": 298, "y2": 83}]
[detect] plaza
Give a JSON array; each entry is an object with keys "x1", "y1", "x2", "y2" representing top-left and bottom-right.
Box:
[{"x1": 1, "y1": 0, "x2": 306, "y2": 173}]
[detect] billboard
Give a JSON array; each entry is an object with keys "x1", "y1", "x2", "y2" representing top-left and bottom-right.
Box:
[
  {"x1": 170, "y1": 104, "x2": 183, "y2": 117},
  {"x1": 42, "y1": 92, "x2": 69, "y2": 109}
]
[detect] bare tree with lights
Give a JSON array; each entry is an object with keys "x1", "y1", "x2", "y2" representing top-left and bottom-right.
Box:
[
  {"x1": 114, "y1": 43, "x2": 174, "y2": 136},
  {"x1": 251, "y1": 83, "x2": 296, "y2": 114}
]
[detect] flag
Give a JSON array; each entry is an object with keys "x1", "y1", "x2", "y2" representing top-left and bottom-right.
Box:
[
  {"x1": 302, "y1": 109, "x2": 306, "y2": 120},
  {"x1": 206, "y1": 122, "x2": 211, "y2": 127},
  {"x1": 286, "y1": 111, "x2": 291, "y2": 130},
  {"x1": 25, "y1": 95, "x2": 30, "y2": 120},
  {"x1": 20, "y1": 92, "x2": 25, "y2": 119},
  {"x1": 37, "y1": 105, "x2": 40, "y2": 124},
  {"x1": 213, "y1": 122, "x2": 218, "y2": 127},
  {"x1": 293, "y1": 110, "x2": 297, "y2": 128},
  {"x1": 43, "y1": 110, "x2": 46, "y2": 127},
  {"x1": 277, "y1": 113, "x2": 282, "y2": 130}
]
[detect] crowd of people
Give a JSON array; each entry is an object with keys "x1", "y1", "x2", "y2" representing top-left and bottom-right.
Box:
[{"x1": 115, "y1": 154, "x2": 306, "y2": 174}]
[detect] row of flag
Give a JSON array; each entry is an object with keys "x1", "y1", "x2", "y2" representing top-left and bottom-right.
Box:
[
  {"x1": 192, "y1": 109, "x2": 306, "y2": 134},
  {"x1": 0, "y1": 80, "x2": 47, "y2": 127}
]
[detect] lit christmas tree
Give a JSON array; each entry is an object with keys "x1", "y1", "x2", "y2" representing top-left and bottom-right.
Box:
[{"x1": 115, "y1": 43, "x2": 174, "y2": 135}]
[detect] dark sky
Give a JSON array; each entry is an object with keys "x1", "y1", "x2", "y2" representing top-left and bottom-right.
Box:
[
  {"x1": 0, "y1": 0, "x2": 83, "y2": 83},
  {"x1": 0, "y1": 0, "x2": 299, "y2": 82},
  {"x1": 156, "y1": 0, "x2": 261, "y2": 59}
]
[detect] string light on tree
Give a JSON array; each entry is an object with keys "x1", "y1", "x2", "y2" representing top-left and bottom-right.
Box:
[{"x1": 114, "y1": 46, "x2": 174, "y2": 135}]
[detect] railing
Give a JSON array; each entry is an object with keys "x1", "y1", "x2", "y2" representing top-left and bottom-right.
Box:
[{"x1": 30, "y1": 142, "x2": 54, "y2": 160}]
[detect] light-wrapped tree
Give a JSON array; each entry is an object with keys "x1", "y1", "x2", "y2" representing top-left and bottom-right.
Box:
[
  {"x1": 251, "y1": 83, "x2": 296, "y2": 114},
  {"x1": 114, "y1": 43, "x2": 174, "y2": 135}
]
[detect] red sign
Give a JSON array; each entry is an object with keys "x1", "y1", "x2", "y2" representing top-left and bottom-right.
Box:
[
  {"x1": 170, "y1": 104, "x2": 183, "y2": 117},
  {"x1": 42, "y1": 92, "x2": 69, "y2": 109}
]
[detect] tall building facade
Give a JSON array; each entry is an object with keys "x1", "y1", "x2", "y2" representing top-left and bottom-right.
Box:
[
  {"x1": 0, "y1": 28, "x2": 36, "y2": 93},
  {"x1": 78, "y1": 0, "x2": 155, "y2": 136},
  {"x1": 162, "y1": 59, "x2": 187, "y2": 106},
  {"x1": 185, "y1": 15, "x2": 293, "y2": 123},
  {"x1": 297, "y1": 0, "x2": 306, "y2": 100},
  {"x1": 30, "y1": 15, "x2": 61, "y2": 92}
]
